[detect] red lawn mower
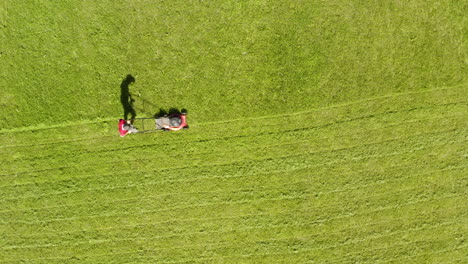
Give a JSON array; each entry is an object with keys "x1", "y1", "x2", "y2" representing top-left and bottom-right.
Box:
[{"x1": 119, "y1": 113, "x2": 188, "y2": 137}]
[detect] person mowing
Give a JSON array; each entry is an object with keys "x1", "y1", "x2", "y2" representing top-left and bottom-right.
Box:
[
  {"x1": 118, "y1": 109, "x2": 188, "y2": 136},
  {"x1": 119, "y1": 119, "x2": 138, "y2": 137}
]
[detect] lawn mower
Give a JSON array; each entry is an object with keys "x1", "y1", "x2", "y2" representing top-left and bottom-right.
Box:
[{"x1": 119, "y1": 113, "x2": 188, "y2": 137}]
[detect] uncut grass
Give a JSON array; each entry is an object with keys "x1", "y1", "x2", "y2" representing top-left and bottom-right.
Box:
[{"x1": 2, "y1": 1, "x2": 466, "y2": 129}]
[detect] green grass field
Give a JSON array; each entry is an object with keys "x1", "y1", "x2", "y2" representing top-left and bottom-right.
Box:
[{"x1": 1, "y1": 0, "x2": 467, "y2": 263}]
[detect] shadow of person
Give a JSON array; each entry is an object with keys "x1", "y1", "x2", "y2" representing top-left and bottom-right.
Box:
[
  {"x1": 120, "y1": 74, "x2": 137, "y2": 120},
  {"x1": 154, "y1": 108, "x2": 168, "y2": 118}
]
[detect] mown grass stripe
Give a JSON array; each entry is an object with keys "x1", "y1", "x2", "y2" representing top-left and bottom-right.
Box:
[
  {"x1": 0, "y1": 164, "x2": 464, "y2": 220},
  {"x1": 2, "y1": 194, "x2": 461, "y2": 245},
  {"x1": 1, "y1": 97, "x2": 465, "y2": 157},
  {"x1": 157, "y1": 224, "x2": 464, "y2": 263},
  {"x1": 2, "y1": 105, "x2": 464, "y2": 182},
  {"x1": 2, "y1": 196, "x2": 464, "y2": 260},
  {"x1": 2, "y1": 222, "x2": 463, "y2": 263},
  {"x1": 3, "y1": 107, "x2": 465, "y2": 167},
  {"x1": 2, "y1": 219, "x2": 461, "y2": 263},
  {"x1": 1, "y1": 196, "x2": 463, "y2": 249},
  {"x1": 0, "y1": 137, "x2": 462, "y2": 216},
  {"x1": 0, "y1": 122, "x2": 464, "y2": 188},
  {"x1": 1, "y1": 174, "x2": 463, "y2": 229},
  {"x1": 378, "y1": 245, "x2": 468, "y2": 264},
  {"x1": 1, "y1": 126, "x2": 463, "y2": 188},
  {"x1": 2, "y1": 199, "x2": 463, "y2": 251}
]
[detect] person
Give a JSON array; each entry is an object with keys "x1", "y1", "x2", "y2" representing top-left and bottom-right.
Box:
[{"x1": 119, "y1": 119, "x2": 138, "y2": 137}]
